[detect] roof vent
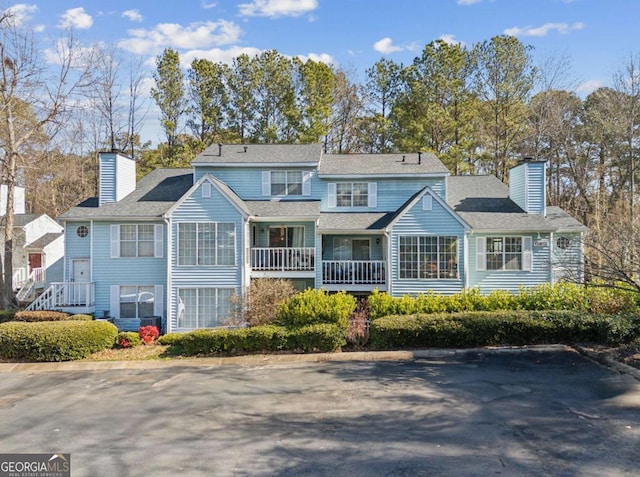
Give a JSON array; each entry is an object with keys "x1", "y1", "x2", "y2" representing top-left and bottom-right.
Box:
[
  {"x1": 402, "y1": 155, "x2": 405, "y2": 162},
  {"x1": 218, "y1": 143, "x2": 222, "y2": 156},
  {"x1": 418, "y1": 152, "x2": 422, "y2": 165},
  {"x1": 243, "y1": 146, "x2": 248, "y2": 153}
]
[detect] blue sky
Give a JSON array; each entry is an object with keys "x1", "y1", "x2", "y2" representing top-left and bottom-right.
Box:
[{"x1": 5, "y1": 0, "x2": 640, "y2": 143}]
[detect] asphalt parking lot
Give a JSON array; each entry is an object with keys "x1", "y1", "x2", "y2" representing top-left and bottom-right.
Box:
[{"x1": 0, "y1": 347, "x2": 638, "y2": 477}]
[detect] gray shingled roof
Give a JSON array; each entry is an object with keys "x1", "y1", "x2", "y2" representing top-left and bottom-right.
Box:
[
  {"x1": 58, "y1": 168, "x2": 193, "y2": 220},
  {"x1": 193, "y1": 143, "x2": 322, "y2": 164},
  {"x1": 446, "y1": 175, "x2": 587, "y2": 233},
  {"x1": 318, "y1": 212, "x2": 395, "y2": 231},
  {"x1": 25, "y1": 232, "x2": 63, "y2": 249},
  {"x1": 2, "y1": 214, "x2": 41, "y2": 227},
  {"x1": 246, "y1": 200, "x2": 320, "y2": 218},
  {"x1": 318, "y1": 152, "x2": 450, "y2": 176}
]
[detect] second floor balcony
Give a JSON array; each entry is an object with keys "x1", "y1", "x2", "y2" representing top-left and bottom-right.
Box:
[{"x1": 251, "y1": 247, "x2": 315, "y2": 272}]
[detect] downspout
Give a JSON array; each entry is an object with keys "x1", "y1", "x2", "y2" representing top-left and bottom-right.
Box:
[
  {"x1": 62, "y1": 220, "x2": 67, "y2": 282},
  {"x1": 383, "y1": 229, "x2": 391, "y2": 295},
  {"x1": 464, "y1": 232, "x2": 470, "y2": 289},
  {"x1": 89, "y1": 220, "x2": 94, "y2": 282},
  {"x1": 164, "y1": 216, "x2": 172, "y2": 333}
]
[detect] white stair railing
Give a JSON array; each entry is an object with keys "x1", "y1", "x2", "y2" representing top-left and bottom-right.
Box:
[
  {"x1": 26, "y1": 282, "x2": 95, "y2": 311},
  {"x1": 16, "y1": 267, "x2": 46, "y2": 302}
]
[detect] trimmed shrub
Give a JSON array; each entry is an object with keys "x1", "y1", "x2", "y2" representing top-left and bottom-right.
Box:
[
  {"x1": 0, "y1": 309, "x2": 18, "y2": 324},
  {"x1": 278, "y1": 289, "x2": 356, "y2": 330},
  {"x1": 69, "y1": 314, "x2": 94, "y2": 321},
  {"x1": 0, "y1": 320, "x2": 118, "y2": 361},
  {"x1": 115, "y1": 331, "x2": 142, "y2": 348},
  {"x1": 369, "y1": 311, "x2": 638, "y2": 350},
  {"x1": 367, "y1": 283, "x2": 639, "y2": 319},
  {"x1": 158, "y1": 332, "x2": 184, "y2": 346},
  {"x1": 13, "y1": 310, "x2": 71, "y2": 322},
  {"x1": 288, "y1": 324, "x2": 346, "y2": 352}
]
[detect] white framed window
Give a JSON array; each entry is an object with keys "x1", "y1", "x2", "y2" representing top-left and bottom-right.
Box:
[
  {"x1": 399, "y1": 236, "x2": 458, "y2": 279},
  {"x1": 111, "y1": 224, "x2": 163, "y2": 258},
  {"x1": 120, "y1": 285, "x2": 155, "y2": 318},
  {"x1": 177, "y1": 288, "x2": 234, "y2": 329},
  {"x1": 262, "y1": 171, "x2": 311, "y2": 197},
  {"x1": 336, "y1": 182, "x2": 369, "y2": 207},
  {"x1": 477, "y1": 236, "x2": 532, "y2": 271},
  {"x1": 177, "y1": 222, "x2": 236, "y2": 266},
  {"x1": 110, "y1": 285, "x2": 163, "y2": 319},
  {"x1": 328, "y1": 182, "x2": 377, "y2": 208}
]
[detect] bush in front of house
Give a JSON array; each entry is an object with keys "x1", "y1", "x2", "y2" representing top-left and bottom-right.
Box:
[
  {"x1": 0, "y1": 309, "x2": 18, "y2": 324},
  {"x1": 366, "y1": 283, "x2": 639, "y2": 319},
  {"x1": 277, "y1": 288, "x2": 356, "y2": 330},
  {"x1": 369, "y1": 310, "x2": 639, "y2": 350},
  {"x1": 115, "y1": 331, "x2": 142, "y2": 348},
  {"x1": 13, "y1": 310, "x2": 71, "y2": 322},
  {"x1": 0, "y1": 320, "x2": 118, "y2": 361},
  {"x1": 233, "y1": 278, "x2": 299, "y2": 326},
  {"x1": 69, "y1": 314, "x2": 94, "y2": 321},
  {"x1": 162, "y1": 323, "x2": 345, "y2": 356}
]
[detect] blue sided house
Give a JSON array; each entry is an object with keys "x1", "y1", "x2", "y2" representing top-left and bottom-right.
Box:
[{"x1": 29, "y1": 144, "x2": 587, "y2": 332}]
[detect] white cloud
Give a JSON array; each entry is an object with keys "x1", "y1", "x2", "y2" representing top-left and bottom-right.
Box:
[
  {"x1": 505, "y1": 22, "x2": 584, "y2": 37},
  {"x1": 118, "y1": 20, "x2": 242, "y2": 56},
  {"x1": 180, "y1": 46, "x2": 262, "y2": 67},
  {"x1": 438, "y1": 34, "x2": 465, "y2": 47},
  {"x1": 58, "y1": 7, "x2": 93, "y2": 29},
  {"x1": 457, "y1": 0, "x2": 482, "y2": 5},
  {"x1": 576, "y1": 79, "x2": 603, "y2": 94},
  {"x1": 373, "y1": 37, "x2": 404, "y2": 54},
  {"x1": 201, "y1": 1, "x2": 217, "y2": 8},
  {"x1": 4, "y1": 4, "x2": 37, "y2": 26},
  {"x1": 239, "y1": 0, "x2": 318, "y2": 18},
  {"x1": 297, "y1": 52, "x2": 335, "y2": 65},
  {"x1": 122, "y1": 9, "x2": 143, "y2": 23}
]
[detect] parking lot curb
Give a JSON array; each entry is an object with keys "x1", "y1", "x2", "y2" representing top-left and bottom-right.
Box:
[{"x1": 0, "y1": 345, "x2": 575, "y2": 373}]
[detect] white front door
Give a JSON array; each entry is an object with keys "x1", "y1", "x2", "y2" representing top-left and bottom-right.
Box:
[{"x1": 72, "y1": 259, "x2": 90, "y2": 304}]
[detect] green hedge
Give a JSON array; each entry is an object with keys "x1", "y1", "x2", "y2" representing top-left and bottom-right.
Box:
[
  {"x1": 369, "y1": 311, "x2": 639, "y2": 349},
  {"x1": 367, "y1": 284, "x2": 638, "y2": 319},
  {"x1": 164, "y1": 324, "x2": 345, "y2": 356},
  {"x1": 0, "y1": 309, "x2": 18, "y2": 324},
  {"x1": 0, "y1": 320, "x2": 118, "y2": 361},
  {"x1": 13, "y1": 310, "x2": 71, "y2": 322}
]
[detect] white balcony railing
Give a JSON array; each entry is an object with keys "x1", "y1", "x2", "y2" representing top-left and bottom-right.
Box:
[
  {"x1": 251, "y1": 247, "x2": 315, "y2": 271},
  {"x1": 322, "y1": 260, "x2": 386, "y2": 285}
]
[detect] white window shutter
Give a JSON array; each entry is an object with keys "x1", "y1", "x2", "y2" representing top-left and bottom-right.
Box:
[
  {"x1": 328, "y1": 183, "x2": 337, "y2": 208},
  {"x1": 422, "y1": 194, "x2": 433, "y2": 211},
  {"x1": 110, "y1": 285, "x2": 120, "y2": 319},
  {"x1": 522, "y1": 236, "x2": 533, "y2": 271},
  {"x1": 110, "y1": 225, "x2": 120, "y2": 258},
  {"x1": 476, "y1": 237, "x2": 486, "y2": 271},
  {"x1": 302, "y1": 171, "x2": 311, "y2": 196},
  {"x1": 202, "y1": 182, "x2": 212, "y2": 198},
  {"x1": 262, "y1": 171, "x2": 271, "y2": 196},
  {"x1": 154, "y1": 224, "x2": 164, "y2": 258},
  {"x1": 368, "y1": 182, "x2": 377, "y2": 208},
  {"x1": 154, "y1": 285, "x2": 164, "y2": 317}
]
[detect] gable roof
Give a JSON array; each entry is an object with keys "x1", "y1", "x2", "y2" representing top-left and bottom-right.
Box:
[
  {"x1": 318, "y1": 152, "x2": 450, "y2": 177},
  {"x1": 164, "y1": 173, "x2": 251, "y2": 218},
  {"x1": 25, "y1": 232, "x2": 63, "y2": 249},
  {"x1": 446, "y1": 175, "x2": 588, "y2": 233},
  {"x1": 192, "y1": 143, "x2": 322, "y2": 166},
  {"x1": 58, "y1": 168, "x2": 193, "y2": 220}
]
